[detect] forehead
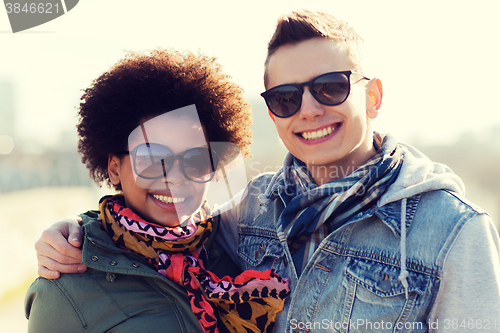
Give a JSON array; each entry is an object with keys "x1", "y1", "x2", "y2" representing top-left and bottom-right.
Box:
[
  {"x1": 129, "y1": 106, "x2": 208, "y2": 152},
  {"x1": 266, "y1": 38, "x2": 353, "y2": 88}
]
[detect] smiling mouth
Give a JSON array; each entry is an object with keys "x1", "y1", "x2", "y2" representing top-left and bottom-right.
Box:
[
  {"x1": 298, "y1": 123, "x2": 340, "y2": 140},
  {"x1": 152, "y1": 194, "x2": 186, "y2": 204}
]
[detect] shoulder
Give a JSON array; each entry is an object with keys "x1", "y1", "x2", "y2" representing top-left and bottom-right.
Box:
[
  {"x1": 245, "y1": 172, "x2": 276, "y2": 194},
  {"x1": 216, "y1": 172, "x2": 275, "y2": 218},
  {"x1": 239, "y1": 172, "x2": 277, "y2": 208},
  {"x1": 442, "y1": 190, "x2": 488, "y2": 215},
  {"x1": 221, "y1": 172, "x2": 276, "y2": 223},
  {"x1": 25, "y1": 274, "x2": 97, "y2": 332},
  {"x1": 407, "y1": 190, "x2": 496, "y2": 266},
  {"x1": 26, "y1": 269, "x2": 202, "y2": 332},
  {"x1": 418, "y1": 189, "x2": 488, "y2": 219},
  {"x1": 26, "y1": 270, "x2": 108, "y2": 309},
  {"x1": 429, "y1": 212, "x2": 500, "y2": 322},
  {"x1": 407, "y1": 189, "x2": 491, "y2": 241},
  {"x1": 439, "y1": 193, "x2": 498, "y2": 259}
]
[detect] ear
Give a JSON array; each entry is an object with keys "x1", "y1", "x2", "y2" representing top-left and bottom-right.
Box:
[
  {"x1": 366, "y1": 78, "x2": 383, "y2": 119},
  {"x1": 268, "y1": 109, "x2": 276, "y2": 123},
  {"x1": 108, "y1": 155, "x2": 122, "y2": 186}
]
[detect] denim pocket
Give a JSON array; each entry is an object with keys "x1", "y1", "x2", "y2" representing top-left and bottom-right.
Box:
[
  {"x1": 346, "y1": 258, "x2": 429, "y2": 298},
  {"x1": 237, "y1": 231, "x2": 285, "y2": 269},
  {"x1": 339, "y1": 258, "x2": 431, "y2": 332}
]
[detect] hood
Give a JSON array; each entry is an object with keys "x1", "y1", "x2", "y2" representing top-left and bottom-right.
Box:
[
  {"x1": 376, "y1": 141, "x2": 466, "y2": 299},
  {"x1": 379, "y1": 142, "x2": 465, "y2": 207}
]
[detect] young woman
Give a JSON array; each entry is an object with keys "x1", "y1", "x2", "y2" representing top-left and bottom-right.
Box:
[{"x1": 25, "y1": 49, "x2": 289, "y2": 333}]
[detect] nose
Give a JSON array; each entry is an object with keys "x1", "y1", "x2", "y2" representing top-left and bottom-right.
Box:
[
  {"x1": 298, "y1": 87, "x2": 324, "y2": 120},
  {"x1": 163, "y1": 159, "x2": 188, "y2": 185}
]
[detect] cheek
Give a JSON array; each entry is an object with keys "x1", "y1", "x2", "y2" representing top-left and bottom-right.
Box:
[
  {"x1": 274, "y1": 119, "x2": 291, "y2": 140},
  {"x1": 135, "y1": 177, "x2": 160, "y2": 190},
  {"x1": 350, "y1": 92, "x2": 369, "y2": 122},
  {"x1": 192, "y1": 183, "x2": 210, "y2": 204},
  {"x1": 343, "y1": 100, "x2": 367, "y2": 127}
]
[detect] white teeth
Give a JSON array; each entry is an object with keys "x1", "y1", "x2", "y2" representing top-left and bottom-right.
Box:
[
  {"x1": 173, "y1": 197, "x2": 185, "y2": 204},
  {"x1": 153, "y1": 194, "x2": 186, "y2": 204},
  {"x1": 301, "y1": 126, "x2": 335, "y2": 140}
]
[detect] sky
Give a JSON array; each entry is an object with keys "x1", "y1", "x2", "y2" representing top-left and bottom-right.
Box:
[{"x1": 1, "y1": 0, "x2": 500, "y2": 152}]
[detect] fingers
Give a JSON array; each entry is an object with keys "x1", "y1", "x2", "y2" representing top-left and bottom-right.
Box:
[
  {"x1": 35, "y1": 238, "x2": 81, "y2": 265},
  {"x1": 39, "y1": 221, "x2": 84, "y2": 262},
  {"x1": 37, "y1": 262, "x2": 87, "y2": 279},
  {"x1": 35, "y1": 219, "x2": 87, "y2": 278},
  {"x1": 37, "y1": 252, "x2": 87, "y2": 276},
  {"x1": 67, "y1": 220, "x2": 84, "y2": 248},
  {"x1": 37, "y1": 265, "x2": 60, "y2": 280},
  {"x1": 36, "y1": 243, "x2": 88, "y2": 278}
]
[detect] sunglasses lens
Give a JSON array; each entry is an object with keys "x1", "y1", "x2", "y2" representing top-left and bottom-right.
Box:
[
  {"x1": 264, "y1": 86, "x2": 301, "y2": 117},
  {"x1": 133, "y1": 145, "x2": 218, "y2": 182},
  {"x1": 134, "y1": 144, "x2": 174, "y2": 179},
  {"x1": 183, "y1": 148, "x2": 218, "y2": 182},
  {"x1": 311, "y1": 73, "x2": 350, "y2": 105}
]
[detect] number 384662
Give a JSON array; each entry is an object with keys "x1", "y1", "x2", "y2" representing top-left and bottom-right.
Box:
[{"x1": 5, "y1": 3, "x2": 60, "y2": 14}]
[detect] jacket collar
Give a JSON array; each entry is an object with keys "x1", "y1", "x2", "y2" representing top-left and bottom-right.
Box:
[
  {"x1": 374, "y1": 194, "x2": 420, "y2": 239},
  {"x1": 81, "y1": 211, "x2": 127, "y2": 253},
  {"x1": 79, "y1": 211, "x2": 157, "y2": 275}
]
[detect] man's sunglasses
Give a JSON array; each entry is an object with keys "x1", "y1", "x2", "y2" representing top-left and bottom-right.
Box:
[
  {"x1": 260, "y1": 70, "x2": 370, "y2": 118},
  {"x1": 119, "y1": 143, "x2": 219, "y2": 183}
]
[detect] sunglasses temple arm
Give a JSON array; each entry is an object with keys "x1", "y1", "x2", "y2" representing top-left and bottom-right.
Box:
[
  {"x1": 146, "y1": 145, "x2": 156, "y2": 164},
  {"x1": 161, "y1": 159, "x2": 167, "y2": 177},
  {"x1": 139, "y1": 125, "x2": 156, "y2": 164}
]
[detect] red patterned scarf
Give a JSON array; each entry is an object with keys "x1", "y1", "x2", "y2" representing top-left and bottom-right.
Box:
[{"x1": 99, "y1": 195, "x2": 289, "y2": 333}]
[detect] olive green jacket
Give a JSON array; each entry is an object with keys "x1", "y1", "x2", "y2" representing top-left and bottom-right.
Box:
[{"x1": 25, "y1": 211, "x2": 240, "y2": 333}]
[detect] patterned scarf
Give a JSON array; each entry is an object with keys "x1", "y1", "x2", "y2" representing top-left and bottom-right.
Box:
[
  {"x1": 258, "y1": 133, "x2": 403, "y2": 273},
  {"x1": 99, "y1": 195, "x2": 289, "y2": 333}
]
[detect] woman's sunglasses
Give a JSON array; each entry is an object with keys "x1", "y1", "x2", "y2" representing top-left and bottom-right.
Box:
[
  {"x1": 120, "y1": 143, "x2": 219, "y2": 183},
  {"x1": 260, "y1": 70, "x2": 370, "y2": 118}
]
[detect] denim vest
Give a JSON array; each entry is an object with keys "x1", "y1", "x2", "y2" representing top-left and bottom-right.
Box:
[{"x1": 232, "y1": 173, "x2": 484, "y2": 333}]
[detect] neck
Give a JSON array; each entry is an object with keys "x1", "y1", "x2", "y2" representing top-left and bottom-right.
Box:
[{"x1": 307, "y1": 145, "x2": 377, "y2": 185}]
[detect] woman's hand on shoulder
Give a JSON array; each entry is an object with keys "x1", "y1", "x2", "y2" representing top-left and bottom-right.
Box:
[{"x1": 35, "y1": 218, "x2": 87, "y2": 279}]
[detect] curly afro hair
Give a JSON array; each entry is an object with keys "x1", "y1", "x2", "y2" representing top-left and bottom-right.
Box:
[{"x1": 77, "y1": 48, "x2": 252, "y2": 189}]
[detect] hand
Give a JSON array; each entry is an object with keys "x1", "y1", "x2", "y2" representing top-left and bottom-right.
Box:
[{"x1": 35, "y1": 218, "x2": 87, "y2": 279}]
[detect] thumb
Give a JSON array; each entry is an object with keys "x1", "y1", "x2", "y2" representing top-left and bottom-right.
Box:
[{"x1": 68, "y1": 217, "x2": 84, "y2": 247}]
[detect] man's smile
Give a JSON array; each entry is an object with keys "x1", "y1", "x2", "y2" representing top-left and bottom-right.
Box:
[{"x1": 296, "y1": 123, "x2": 341, "y2": 141}]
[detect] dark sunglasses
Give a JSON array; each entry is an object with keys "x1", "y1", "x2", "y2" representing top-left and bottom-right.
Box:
[
  {"x1": 261, "y1": 70, "x2": 370, "y2": 118},
  {"x1": 119, "y1": 143, "x2": 219, "y2": 183}
]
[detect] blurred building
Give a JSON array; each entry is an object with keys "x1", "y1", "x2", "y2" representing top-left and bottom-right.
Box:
[
  {"x1": 0, "y1": 150, "x2": 92, "y2": 193},
  {"x1": 0, "y1": 80, "x2": 92, "y2": 193}
]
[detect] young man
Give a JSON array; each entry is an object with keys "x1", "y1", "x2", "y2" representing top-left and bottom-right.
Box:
[{"x1": 35, "y1": 10, "x2": 500, "y2": 332}]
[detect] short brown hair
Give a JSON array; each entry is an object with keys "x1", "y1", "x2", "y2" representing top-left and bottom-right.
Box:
[
  {"x1": 264, "y1": 10, "x2": 365, "y2": 87},
  {"x1": 77, "y1": 49, "x2": 252, "y2": 189}
]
